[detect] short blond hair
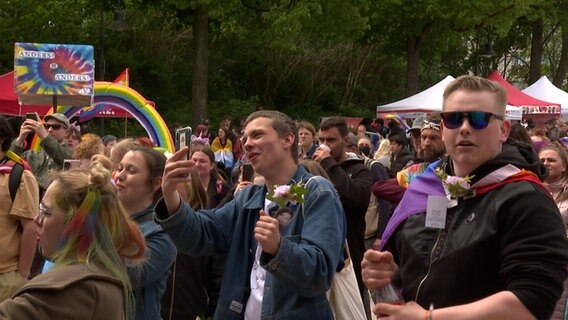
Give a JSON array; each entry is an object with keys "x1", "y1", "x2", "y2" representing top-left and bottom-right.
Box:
[{"x1": 443, "y1": 75, "x2": 507, "y2": 116}]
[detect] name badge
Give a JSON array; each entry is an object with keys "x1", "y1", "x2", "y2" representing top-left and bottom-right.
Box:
[{"x1": 425, "y1": 195, "x2": 447, "y2": 229}]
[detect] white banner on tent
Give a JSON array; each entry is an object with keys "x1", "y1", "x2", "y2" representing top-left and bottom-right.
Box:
[
  {"x1": 505, "y1": 106, "x2": 522, "y2": 121},
  {"x1": 522, "y1": 76, "x2": 568, "y2": 118}
]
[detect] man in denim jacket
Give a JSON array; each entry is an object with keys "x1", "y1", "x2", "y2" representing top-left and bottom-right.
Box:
[{"x1": 155, "y1": 110, "x2": 346, "y2": 319}]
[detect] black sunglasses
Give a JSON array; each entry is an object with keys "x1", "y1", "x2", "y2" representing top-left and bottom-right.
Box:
[
  {"x1": 44, "y1": 123, "x2": 64, "y2": 130},
  {"x1": 440, "y1": 111, "x2": 504, "y2": 130}
]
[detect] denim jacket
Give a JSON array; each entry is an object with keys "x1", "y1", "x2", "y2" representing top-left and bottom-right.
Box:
[
  {"x1": 154, "y1": 166, "x2": 346, "y2": 320},
  {"x1": 129, "y1": 206, "x2": 177, "y2": 320}
]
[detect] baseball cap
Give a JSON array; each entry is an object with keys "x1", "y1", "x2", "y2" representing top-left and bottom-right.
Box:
[
  {"x1": 409, "y1": 115, "x2": 425, "y2": 133},
  {"x1": 348, "y1": 132, "x2": 359, "y2": 147},
  {"x1": 43, "y1": 113, "x2": 70, "y2": 129}
]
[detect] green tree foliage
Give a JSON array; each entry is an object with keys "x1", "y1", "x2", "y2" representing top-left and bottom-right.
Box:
[{"x1": 1, "y1": 0, "x2": 567, "y2": 137}]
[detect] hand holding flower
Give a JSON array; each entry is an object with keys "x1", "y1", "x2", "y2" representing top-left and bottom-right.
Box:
[{"x1": 254, "y1": 210, "x2": 281, "y2": 255}]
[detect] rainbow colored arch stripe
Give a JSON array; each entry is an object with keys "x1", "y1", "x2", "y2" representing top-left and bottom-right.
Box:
[{"x1": 61, "y1": 82, "x2": 174, "y2": 152}]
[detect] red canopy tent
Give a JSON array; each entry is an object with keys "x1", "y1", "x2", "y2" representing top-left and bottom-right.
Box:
[
  {"x1": 0, "y1": 71, "x2": 51, "y2": 116},
  {"x1": 487, "y1": 71, "x2": 560, "y2": 115},
  {"x1": 0, "y1": 71, "x2": 134, "y2": 119}
]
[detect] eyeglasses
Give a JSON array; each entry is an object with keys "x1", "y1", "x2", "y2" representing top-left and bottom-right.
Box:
[
  {"x1": 44, "y1": 123, "x2": 64, "y2": 130},
  {"x1": 440, "y1": 111, "x2": 504, "y2": 130},
  {"x1": 37, "y1": 203, "x2": 53, "y2": 222}
]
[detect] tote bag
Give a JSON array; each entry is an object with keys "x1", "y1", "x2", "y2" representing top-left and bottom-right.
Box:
[
  {"x1": 303, "y1": 177, "x2": 366, "y2": 320},
  {"x1": 327, "y1": 242, "x2": 367, "y2": 320}
]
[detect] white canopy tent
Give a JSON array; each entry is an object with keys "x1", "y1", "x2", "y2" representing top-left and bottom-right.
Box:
[
  {"x1": 377, "y1": 75, "x2": 522, "y2": 120},
  {"x1": 522, "y1": 76, "x2": 568, "y2": 119},
  {"x1": 377, "y1": 76, "x2": 455, "y2": 113}
]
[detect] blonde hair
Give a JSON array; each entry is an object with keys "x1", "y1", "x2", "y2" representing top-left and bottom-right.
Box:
[
  {"x1": 443, "y1": 75, "x2": 508, "y2": 116},
  {"x1": 374, "y1": 139, "x2": 391, "y2": 159},
  {"x1": 48, "y1": 158, "x2": 145, "y2": 318}
]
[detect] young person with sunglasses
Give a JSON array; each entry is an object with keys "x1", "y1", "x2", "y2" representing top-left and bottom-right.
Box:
[
  {"x1": 362, "y1": 75, "x2": 568, "y2": 320},
  {"x1": 11, "y1": 113, "x2": 73, "y2": 192}
]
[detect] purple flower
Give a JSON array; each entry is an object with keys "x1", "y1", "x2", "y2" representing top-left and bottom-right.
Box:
[
  {"x1": 273, "y1": 185, "x2": 291, "y2": 198},
  {"x1": 445, "y1": 176, "x2": 461, "y2": 185},
  {"x1": 458, "y1": 179, "x2": 470, "y2": 190}
]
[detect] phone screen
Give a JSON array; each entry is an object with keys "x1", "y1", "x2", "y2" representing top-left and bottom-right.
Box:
[
  {"x1": 63, "y1": 159, "x2": 81, "y2": 171},
  {"x1": 241, "y1": 164, "x2": 254, "y2": 182},
  {"x1": 175, "y1": 126, "x2": 192, "y2": 160},
  {"x1": 26, "y1": 113, "x2": 39, "y2": 121}
]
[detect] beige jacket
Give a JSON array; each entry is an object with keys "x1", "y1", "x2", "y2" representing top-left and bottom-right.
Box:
[{"x1": 0, "y1": 264, "x2": 126, "y2": 320}]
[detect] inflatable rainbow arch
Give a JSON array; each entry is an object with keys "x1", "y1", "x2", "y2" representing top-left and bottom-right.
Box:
[{"x1": 60, "y1": 82, "x2": 174, "y2": 152}]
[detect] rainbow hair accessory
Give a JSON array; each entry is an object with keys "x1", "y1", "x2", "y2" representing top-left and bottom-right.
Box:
[{"x1": 59, "y1": 187, "x2": 102, "y2": 261}]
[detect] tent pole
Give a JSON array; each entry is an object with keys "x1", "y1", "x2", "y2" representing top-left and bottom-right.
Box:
[{"x1": 52, "y1": 95, "x2": 58, "y2": 113}]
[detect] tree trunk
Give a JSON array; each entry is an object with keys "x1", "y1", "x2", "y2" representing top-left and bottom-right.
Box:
[
  {"x1": 528, "y1": 18, "x2": 543, "y2": 85},
  {"x1": 405, "y1": 35, "x2": 421, "y2": 96},
  {"x1": 192, "y1": 7, "x2": 208, "y2": 128},
  {"x1": 554, "y1": 0, "x2": 568, "y2": 87}
]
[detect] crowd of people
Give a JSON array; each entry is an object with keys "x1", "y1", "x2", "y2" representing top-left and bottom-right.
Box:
[{"x1": 0, "y1": 75, "x2": 566, "y2": 320}]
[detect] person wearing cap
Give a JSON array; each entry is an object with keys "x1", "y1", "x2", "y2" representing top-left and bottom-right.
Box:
[
  {"x1": 370, "y1": 115, "x2": 446, "y2": 248},
  {"x1": 11, "y1": 113, "x2": 73, "y2": 192},
  {"x1": 345, "y1": 132, "x2": 360, "y2": 156},
  {"x1": 396, "y1": 114, "x2": 445, "y2": 188},
  {"x1": 408, "y1": 115, "x2": 425, "y2": 158}
]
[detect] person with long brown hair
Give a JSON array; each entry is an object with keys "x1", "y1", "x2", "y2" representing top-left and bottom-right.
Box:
[
  {"x1": 540, "y1": 144, "x2": 568, "y2": 228},
  {"x1": 540, "y1": 144, "x2": 568, "y2": 320},
  {"x1": 115, "y1": 146, "x2": 176, "y2": 320}
]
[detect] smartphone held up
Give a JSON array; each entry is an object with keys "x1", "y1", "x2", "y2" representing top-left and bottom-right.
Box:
[
  {"x1": 63, "y1": 159, "x2": 81, "y2": 171},
  {"x1": 26, "y1": 112, "x2": 40, "y2": 122},
  {"x1": 175, "y1": 126, "x2": 192, "y2": 161},
  {"x1": 241, "y1": 164, "x2": 255, "y2": 182}
]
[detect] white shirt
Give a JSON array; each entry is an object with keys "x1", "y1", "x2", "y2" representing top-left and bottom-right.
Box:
[{"x1": 244, "y1": 199, "x2": 275, "y2": 319}]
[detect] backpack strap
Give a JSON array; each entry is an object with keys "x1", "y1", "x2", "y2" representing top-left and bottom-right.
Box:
[{"x1": 9, "y1": 162, "x2": 24, "y2": 202}]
